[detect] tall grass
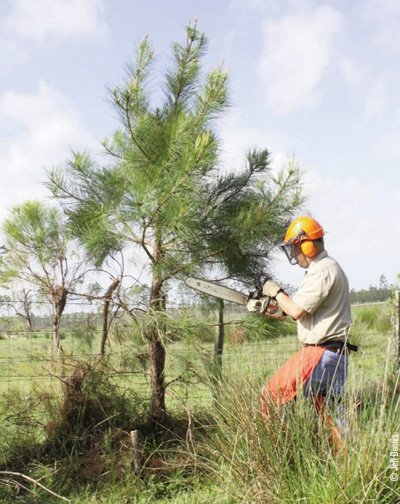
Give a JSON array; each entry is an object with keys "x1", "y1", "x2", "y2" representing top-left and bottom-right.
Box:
[
  {"x1": 351, "y1": 304, "x2": 392, "y2": 340},
  {"x1": 203, "y1": 363, "x2": 400, "y2": 503}
]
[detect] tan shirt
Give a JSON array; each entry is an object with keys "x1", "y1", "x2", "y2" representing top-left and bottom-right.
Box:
[{"x1": 293, "y1": 250, "x2": 352, "y2": 345}]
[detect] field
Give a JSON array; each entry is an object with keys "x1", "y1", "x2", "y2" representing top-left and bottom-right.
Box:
[{"x1": 0, "y1": 303, "x2": 399, "y2": 503}]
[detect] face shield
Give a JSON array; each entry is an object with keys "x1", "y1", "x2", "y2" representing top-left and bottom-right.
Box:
[{"x1": 278, "y1": 240, "x2": 298, "y2": 265}]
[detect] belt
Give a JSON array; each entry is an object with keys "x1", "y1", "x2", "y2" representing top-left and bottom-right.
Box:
[{"x1": 305, "y1": 341, "x2": 358, "y2": 353}]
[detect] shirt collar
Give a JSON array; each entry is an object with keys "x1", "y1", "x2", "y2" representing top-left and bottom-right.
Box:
[{"x1": 307, "y1": 249, "x2": 327, "y2": 272}]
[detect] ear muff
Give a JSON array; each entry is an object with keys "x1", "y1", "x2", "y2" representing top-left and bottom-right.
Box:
[{"x1": 300, "y1": 240, "x2": 316, "y2": 258}]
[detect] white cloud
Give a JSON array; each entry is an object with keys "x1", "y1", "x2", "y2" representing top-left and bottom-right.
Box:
[
  {"x1": 0, "y1": 81, "x2": 94, "y2": 220},
  {"x1": 365, "y1": 79, "x2": 388, "y2": 116},
  {"x1": 339, "y1": 57, "x2": 361, "y2": 85},
  {"x1": 0, "y1": 35, "x2": 27, "y2": 69},
  {"x1": 219, "y1": 109, "x2": 294, "y2": 172},
  {"x1": 302, "y1": 169, "x2": 399, "y2": 287},
  {"x1": 304, "y1": 171, "x2": 373, "y2": 250},
  {"x1": 361, "y1": 0, "x2": 400, "y2": 52},
  {"x1": 258, "y1": 6, "x2": 343, "y2": 114},
  {"x1": 374, "y1": 129, "x2": 400, "y2": 161},
  {"x1": 229, "y1": 0, "x2": 278, "y2": 11},
  {"x1": 3, "y1": 0, "x2": 107, "y2": 42}
]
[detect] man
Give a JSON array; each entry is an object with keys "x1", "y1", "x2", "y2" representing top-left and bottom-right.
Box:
[{"x1": 254, "y1": 216, "x2": 355, "y2": 441}]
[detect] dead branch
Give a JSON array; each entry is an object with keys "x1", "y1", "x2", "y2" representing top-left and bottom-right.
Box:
[{"x1": 0, "y1": 471, "x2": 71, "y2": 502}]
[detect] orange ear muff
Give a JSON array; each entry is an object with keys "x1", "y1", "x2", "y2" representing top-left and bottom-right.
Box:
[{"x1": 300, "y1": 240, "x2": 316, "y2": 258}]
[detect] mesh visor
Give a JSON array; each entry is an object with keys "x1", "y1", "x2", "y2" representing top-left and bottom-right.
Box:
[{"x1": 279, "y1": 240, "x2": 298, "y2": 265}]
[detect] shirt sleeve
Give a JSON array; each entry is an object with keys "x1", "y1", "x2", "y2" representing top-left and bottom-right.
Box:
[{"x1": 293, "y1": 268, "x2": 332, "y2": 314}]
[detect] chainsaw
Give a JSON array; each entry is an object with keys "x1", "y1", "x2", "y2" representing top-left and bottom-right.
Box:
[{"x1": 185, "y1": 275, "x2": 285, "y2": 319}]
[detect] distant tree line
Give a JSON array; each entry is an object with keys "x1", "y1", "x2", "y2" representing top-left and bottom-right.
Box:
[{"x1": 350, "y1": 275, "x2": 391, "y2": 304}]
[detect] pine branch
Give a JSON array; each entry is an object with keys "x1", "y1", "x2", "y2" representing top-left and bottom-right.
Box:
[
  {"x1": 48, "y1": 168, "x2": 88, "y2": 205},
  {"x1": 123, "y1": 94, "x2": 152, "y2": 161},
  {"x1": 161, "y1": 245, "x2": 228, "y2": 283},
  {"x1": 147, "y1": 131, "x2": 212, "y2": 228},
  {"x1": 191, "y1": 63, "x2": 229, "y2": 130},
  {"x1": 102, "y1": 139, "x2": 123, "y2": 159},
  {"x1": 171, "y1": 27, "x2": 201, "y2": 113}
]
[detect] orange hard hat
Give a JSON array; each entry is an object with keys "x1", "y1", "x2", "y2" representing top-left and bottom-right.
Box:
[
  {"x1": 284, "y1": 216, "x2": 324, "y2": 244},
  {"x1": 280, "y1": 216, "x2": 324, "y2": 264}
]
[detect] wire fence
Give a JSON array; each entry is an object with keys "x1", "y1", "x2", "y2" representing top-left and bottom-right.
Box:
[{"x1": 0, "y1": 299, "x2": 396, "y2": 413}]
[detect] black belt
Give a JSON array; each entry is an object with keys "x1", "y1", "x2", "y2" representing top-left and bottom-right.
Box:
[{"x1": 305, "y1": 341, "x2": 358, "y2": 352}]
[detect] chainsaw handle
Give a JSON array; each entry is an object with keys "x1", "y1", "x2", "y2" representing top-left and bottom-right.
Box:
[
  {"x1": 250, "y1": 272, "x2": 271, "y2": 300},
  {"x1": 261, "y1": 296, "x2": 271, "y2": 315}
]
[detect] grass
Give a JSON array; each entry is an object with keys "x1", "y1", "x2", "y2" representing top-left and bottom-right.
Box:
[
  {"x1": 0, "y1": 302, "x2": 398, "y2": 502},
  {"x1": 203, "y1": 365, "x2": 400, "y2": 503}
]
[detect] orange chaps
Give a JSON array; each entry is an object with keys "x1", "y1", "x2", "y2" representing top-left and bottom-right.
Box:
[{"x1": 260, "y1": 346, "x2": 342, "y2": 448}]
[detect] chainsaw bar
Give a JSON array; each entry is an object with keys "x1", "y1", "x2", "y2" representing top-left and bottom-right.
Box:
[
  {"x1": 185, "y1": 278, "x2": 248, "y2": 305},
  {"x1": 185, "y1": 277, "x2": 285, "y2": 319}
]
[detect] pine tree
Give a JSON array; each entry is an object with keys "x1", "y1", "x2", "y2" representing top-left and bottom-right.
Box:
[
  {"x1": 1, "y1": 201, "x2": 87, "y2": 356},
  {"x1": 48, "y1": 23, "x2": 303, "y2": 426}
]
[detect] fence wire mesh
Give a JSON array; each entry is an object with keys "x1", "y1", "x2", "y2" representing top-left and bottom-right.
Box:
[{"x1": 0, "y1": 299, "x2": 395, "y2": 413}]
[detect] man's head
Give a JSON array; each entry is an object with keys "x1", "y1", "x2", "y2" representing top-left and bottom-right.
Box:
[{"x1": 280, "y1": 216, "x2": 324, "y2": 267}]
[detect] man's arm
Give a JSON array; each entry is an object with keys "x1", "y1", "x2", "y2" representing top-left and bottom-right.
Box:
[
  {"x1": 275, "y1": 291, "x2": 310, "y2": 320},
  {"x1": 262, "y1": 279, "x2": 310, "y2": 320}
]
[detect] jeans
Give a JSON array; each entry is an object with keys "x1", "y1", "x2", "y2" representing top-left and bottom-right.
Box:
[
  {"x1": 303, "y1": 349, "x2": 349, "y2": 434},
  {"x1": 303, "y1": 349, "x2": 348, "y2": 399}
]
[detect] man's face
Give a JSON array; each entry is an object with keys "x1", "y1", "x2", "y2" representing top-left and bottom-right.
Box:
[{"x1": 294, "y1": 242, "x2": 309, "y2": 268}]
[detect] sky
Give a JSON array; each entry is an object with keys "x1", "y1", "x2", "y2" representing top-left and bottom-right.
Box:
[{"x1": 0, "y1": 0, "x2": 399, "y2": 291}]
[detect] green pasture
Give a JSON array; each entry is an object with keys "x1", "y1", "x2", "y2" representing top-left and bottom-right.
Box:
[
  {"x1": 0, "y1": 302, "x2": 398, "y2": 503},
  {"x1": 0, "y1": 302, "x2": 395, "y2": 409}
]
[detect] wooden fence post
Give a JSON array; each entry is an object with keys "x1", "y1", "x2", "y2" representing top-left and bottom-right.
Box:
[
  {"x1": 130, "y1": 430, "x2": 143, "y2": 475},
  {"x1": 214, "y1": 299, "x2": 225, "y2": 379}
]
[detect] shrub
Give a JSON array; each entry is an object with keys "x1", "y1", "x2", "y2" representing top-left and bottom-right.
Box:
[
  {"x1": 351, "y1": 305, "x2": 392, "y2": 333},
  {"x1": 242, "y1": 313, "x2": 297, "y2": 341},
  {"x1": 0, "y1": 361, "x2": 150, "y2": 500}
]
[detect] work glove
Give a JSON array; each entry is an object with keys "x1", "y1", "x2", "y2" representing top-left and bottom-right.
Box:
[
  {"x1": 247, "y1": 297, "x2": 271, "y2": 314},
  {"x1": 262, "y1": 279, "x2": 282, "y2": 298}
]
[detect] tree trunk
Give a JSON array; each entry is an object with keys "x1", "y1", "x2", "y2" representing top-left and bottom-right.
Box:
[
  {"x1": 51, "y1": 286, "x2": 68, "y2": 355},
  {"x1": 147, "y1": 260, "x2": 167, "y2": 427},
  {"x1": 99, "y1": 277, "x2": 120, "y2": 361},
  {"x1": 25, "y1": 312, "x2": 33, "y2": 332},
  {"x1": 22, "y1": 289, "x2": 33, "y2": 332},
  {"x1": 149, "y1": 336, "x2": 166, "y2": 426},
  {"x1": 52, "y1": 310, "x2": 62, "y2": 354}
]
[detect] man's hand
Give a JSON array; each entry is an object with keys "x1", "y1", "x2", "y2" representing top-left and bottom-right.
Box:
[{"x1": 262, "y1": 280, "x2": 282, "y2": 298}]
